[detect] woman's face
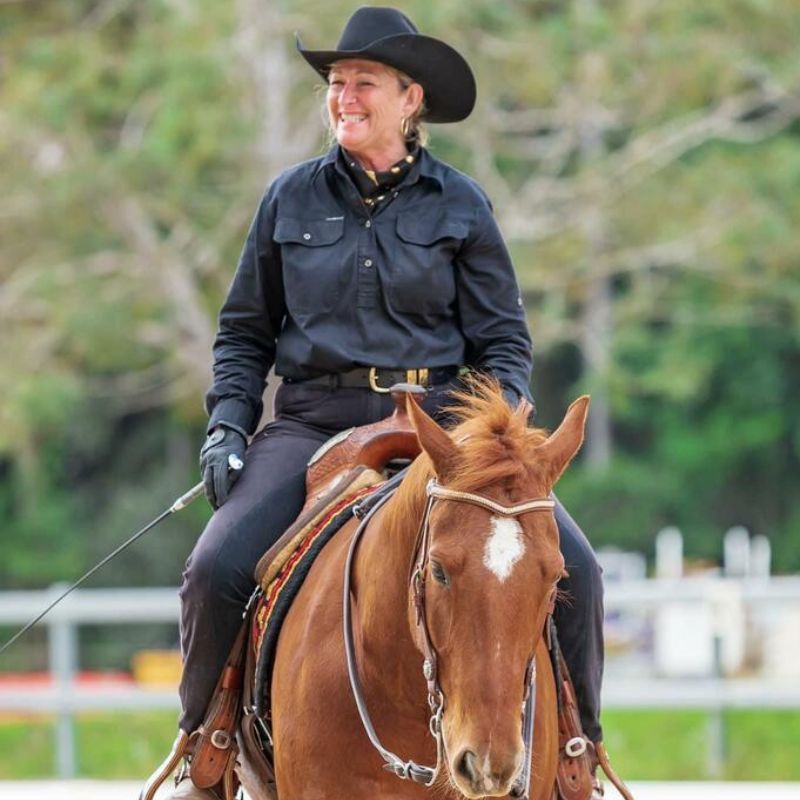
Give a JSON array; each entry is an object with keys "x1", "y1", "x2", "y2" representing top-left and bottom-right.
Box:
[{"x1": 326, "y1": 59, "x2": 422, "y2": 165}]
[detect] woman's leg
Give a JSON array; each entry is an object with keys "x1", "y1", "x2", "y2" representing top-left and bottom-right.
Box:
[
  {"x1": 553, "y1": 497, "x2": 605, "y2": 744},
  {"x1": 177, "y1": 418, "x2": 329, "y2": 732},
  {"x1": 176, "y1": 379, "x2": 463, "y2": 731}
]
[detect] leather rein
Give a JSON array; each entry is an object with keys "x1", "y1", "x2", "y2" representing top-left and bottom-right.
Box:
[{"x1": 342, "y1": 477, "x2": 556, "y2": 793}]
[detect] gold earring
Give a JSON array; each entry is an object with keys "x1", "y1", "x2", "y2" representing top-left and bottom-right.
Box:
[{"x1": 401, "y1": 117, "x2": 411, "y2": 139}]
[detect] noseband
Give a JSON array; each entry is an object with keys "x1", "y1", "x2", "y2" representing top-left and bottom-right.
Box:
[{"x1": 343, "y1": 477, "x2": 555, "y2": 792}]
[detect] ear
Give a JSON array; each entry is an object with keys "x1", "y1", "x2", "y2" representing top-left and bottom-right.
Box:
[
  {"x1": 405, "y1": 394, "x2": 459, "y2": 479},
  {"x1": 403, "y1": 82, "x2": 424, "y2": 118},
  {"x1": 535, "y1": 395, "x2": 590, "y2": 489}
]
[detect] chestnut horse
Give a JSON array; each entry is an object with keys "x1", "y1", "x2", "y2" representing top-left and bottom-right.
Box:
[{"x1": 270, "y1": 381, "x2": 589, "y2": 799}]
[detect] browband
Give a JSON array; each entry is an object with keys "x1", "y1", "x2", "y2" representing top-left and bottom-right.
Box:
[{"x1": 426, "y1": 480, "x2": 555, "y2": 517}]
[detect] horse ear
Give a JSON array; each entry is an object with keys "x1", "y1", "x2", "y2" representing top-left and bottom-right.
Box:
[
  {"x1": 405, "y1": 395, "x2": 459, "y2": 479},
  {"x1": 535, "y1": 395, "x2": 590, "y2": 489}
]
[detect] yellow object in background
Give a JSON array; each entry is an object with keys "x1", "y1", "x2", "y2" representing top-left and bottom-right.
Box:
[{"x1": 131, "y1": 650, "x2": 183, "y2": 687}]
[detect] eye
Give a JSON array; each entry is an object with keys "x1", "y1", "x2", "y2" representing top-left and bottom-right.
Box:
[{"x1": 430, "y1": 560, "x2": 450, "y2": 587}]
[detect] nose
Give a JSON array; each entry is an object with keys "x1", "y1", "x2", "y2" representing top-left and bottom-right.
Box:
[
  {"x1": 339, "y1": 82, "x2": 356, "y2": 105},
  {"x1": 454, "y1": 747, "x2": 523, "y2": 797}
]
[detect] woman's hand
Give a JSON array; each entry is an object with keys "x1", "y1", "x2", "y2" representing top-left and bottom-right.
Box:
[{"x1": 199, "y1": 424, "x2": 247, "y2": 508}]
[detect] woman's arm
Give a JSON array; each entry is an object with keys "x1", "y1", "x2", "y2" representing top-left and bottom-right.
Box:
[
  {"x1": 204, "y1": 189, "x2": 286, "y2": 435},
  {"x1": 455, "y1": 191, "x2": 534, "y2": 408}
]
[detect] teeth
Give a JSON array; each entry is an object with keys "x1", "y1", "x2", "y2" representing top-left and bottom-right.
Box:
[{"x1": 340, "y1": 114, "x2": 366, "y2": 122}]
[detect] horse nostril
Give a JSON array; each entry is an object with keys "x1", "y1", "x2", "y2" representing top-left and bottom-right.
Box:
[{"x1": 456, "y1": 749, "x2": 479, "y2": 783}]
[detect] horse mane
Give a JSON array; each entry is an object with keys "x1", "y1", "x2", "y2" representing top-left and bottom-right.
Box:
[
  {"x1": 385, "y1": 376, "x2": 552, "y2": 540},
  {"x1": 443, "y1": 375, "x2": 550, "y2": 494}
]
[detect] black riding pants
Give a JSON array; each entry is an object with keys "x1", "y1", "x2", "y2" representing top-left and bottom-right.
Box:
[{"x1": 178, "y1": 382, "x2": 604, "y2": 742}]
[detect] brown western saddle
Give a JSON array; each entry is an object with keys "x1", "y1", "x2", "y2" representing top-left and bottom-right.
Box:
[{"x1": 140, "y1": 385, "x2": 632, "y2": 800}]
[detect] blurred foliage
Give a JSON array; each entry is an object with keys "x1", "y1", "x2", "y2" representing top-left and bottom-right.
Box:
[{"x1": 0, "y1": 0, "x2": 799, "y2": 602}]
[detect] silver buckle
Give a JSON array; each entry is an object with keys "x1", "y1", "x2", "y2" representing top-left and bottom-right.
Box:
[
  {"x1": 565, "y1": 736, "x2": 587, "y2": 757},
  {"x1": 210, "y1": 729, "x2": 232, "y2": 750}
]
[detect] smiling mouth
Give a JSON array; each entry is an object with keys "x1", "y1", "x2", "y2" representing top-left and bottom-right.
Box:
[{"x1": 340, "y1": 113, "x2": 367, "y2": 123}]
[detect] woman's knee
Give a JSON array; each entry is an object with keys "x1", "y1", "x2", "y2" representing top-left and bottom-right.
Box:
[
  {"x1": 554, "y1": 503, "x2": 603, "y2": 600},
  {"x1": 179, "y1": 520, "x2": 255, "y2": 610},
  {"x1": 564, "y1": 533, "x2": 603, "y2": 588}
]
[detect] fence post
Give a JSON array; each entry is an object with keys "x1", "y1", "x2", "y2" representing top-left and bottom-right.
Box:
[
  {"x1": 47, "y1": 583, "x2": 78, "y2": 778},
  {"x1": 706, "y1": 635, "x2": 726, "y2": 778}
]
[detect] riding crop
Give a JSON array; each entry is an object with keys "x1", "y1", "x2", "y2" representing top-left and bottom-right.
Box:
[{"x1": 0, "y1": 457, "x2": 243, "y2": 657}]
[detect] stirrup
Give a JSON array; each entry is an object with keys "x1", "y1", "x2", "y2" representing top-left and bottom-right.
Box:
[{"x1": 139, "y1": 730, "x2": 192, "y2": 800}]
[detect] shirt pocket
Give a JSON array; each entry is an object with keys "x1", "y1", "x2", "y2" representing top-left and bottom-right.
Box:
[
  {"x1": 388, "y1": 215, "x2": 468, "y2": 315},
  {"x1": 275, "y1": 217, "x2": 346, "y2": 314}
]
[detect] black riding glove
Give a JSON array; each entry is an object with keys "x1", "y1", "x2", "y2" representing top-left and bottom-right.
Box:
[{"x1": 199, "y1": 423, "x2": 247, "y2": 509}]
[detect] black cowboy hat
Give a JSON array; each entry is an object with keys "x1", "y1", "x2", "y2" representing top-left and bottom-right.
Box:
[{"x1": 296, "y1": 6, "x2": 476, "y2": 124}]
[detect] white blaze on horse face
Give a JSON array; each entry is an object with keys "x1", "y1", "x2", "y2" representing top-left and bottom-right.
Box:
[{"x1": 483, "y1": 516, "x2": 525, "y2": 582}]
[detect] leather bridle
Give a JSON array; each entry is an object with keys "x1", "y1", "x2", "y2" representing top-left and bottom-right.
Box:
[{"x1": 343, "y1": 477, "x2": 556, "y2": 795}]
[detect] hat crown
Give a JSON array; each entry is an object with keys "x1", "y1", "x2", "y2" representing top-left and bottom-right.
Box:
[{"x1": 336, "y1": 6, "x2": 418, "y2": 51}]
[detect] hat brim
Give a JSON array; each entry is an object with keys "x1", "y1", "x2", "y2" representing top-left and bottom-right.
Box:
[{"x1": 296, "y1": 32, "x2": 476, "y2": 124}]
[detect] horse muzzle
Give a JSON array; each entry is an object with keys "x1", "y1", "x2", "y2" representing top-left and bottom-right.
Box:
[{"x1": 451, "y1": 744, "x2": 524, "y2": 798}]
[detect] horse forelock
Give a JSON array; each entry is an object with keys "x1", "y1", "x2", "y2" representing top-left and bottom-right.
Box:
[
  {"x1": 439, "y1": 377, "x2": 550, "y2": 495},
  {"x1": 384, "y1": 378, "x2": 554, "y2": 539}
]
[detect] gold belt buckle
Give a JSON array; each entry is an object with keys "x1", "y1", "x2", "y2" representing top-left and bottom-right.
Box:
[
  {"x1": 368, "y1": 367, "x2": 391, "y2": 394},
  {"x1": 406, "y1": 368, "x2": 429, "y2": 387},
  {"x1": 368, "y1": 367, "x2": 430, "y2": 393}
]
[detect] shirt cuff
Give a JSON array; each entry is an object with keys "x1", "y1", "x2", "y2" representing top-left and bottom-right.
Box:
[{"x1": 207, "y1": 398, "x2": 258, "y2": 436}]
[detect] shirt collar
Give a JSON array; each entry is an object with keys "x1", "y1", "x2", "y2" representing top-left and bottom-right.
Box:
[
  {"x1": 315, "y1": 144, "x2": 340, "y2": 176},
  {"x1": 414, "y1": 147, "x2": 446, "y2": 189},
  {"x1": 314, "y1": 144, "x2": 444, "y2": 190}
]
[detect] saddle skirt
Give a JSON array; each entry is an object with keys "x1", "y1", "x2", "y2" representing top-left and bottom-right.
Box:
[{"x1": 250, "y1": 466, "x2": 385, "y2": 716}]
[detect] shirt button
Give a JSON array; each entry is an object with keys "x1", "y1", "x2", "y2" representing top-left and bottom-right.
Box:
[
  {"x1": 364, "y1": 259, "x2": 373, "y2": 267},
  {"x1": 302, "y1": 232, "x2": 311, "y2": 240},
  {"x1": 364, "y1": 220, "x2": 372, "y2": 228}
]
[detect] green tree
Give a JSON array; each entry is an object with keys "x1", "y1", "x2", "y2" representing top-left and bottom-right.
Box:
[{"x1": 1, "y1": 0, "x2": 798, "y2": 589}]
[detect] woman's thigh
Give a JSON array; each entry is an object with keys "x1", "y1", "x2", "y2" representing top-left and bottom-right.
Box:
[
  {"x1": 184, "y1": 380, "x2": 462, "y2": 603},
  {"x1": 183, "y1": 419, "x2": 331, "y2": 605}
]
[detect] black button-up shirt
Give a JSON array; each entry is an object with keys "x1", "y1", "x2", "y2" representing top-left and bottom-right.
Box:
[{"x1": 206, "y1": 145, "x2": 534, "y2": 434}]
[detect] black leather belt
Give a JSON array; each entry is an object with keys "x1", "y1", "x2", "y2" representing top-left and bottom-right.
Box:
[{"x1": 289, "y1": 366, "x2": 460, "y2": 393}]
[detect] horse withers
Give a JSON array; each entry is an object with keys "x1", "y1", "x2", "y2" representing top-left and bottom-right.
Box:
[{"x1": 268, "y1": 380, "x2": 589, "y2": 799}]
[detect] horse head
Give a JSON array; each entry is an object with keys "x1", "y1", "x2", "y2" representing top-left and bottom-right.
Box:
[{"x1": 405, "y1": 380, "x2": 589, "y2": 798}]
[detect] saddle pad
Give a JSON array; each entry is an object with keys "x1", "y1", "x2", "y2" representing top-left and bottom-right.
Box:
[{"x1": 251, "y1": 481, "x2": 382, "y2": 716}]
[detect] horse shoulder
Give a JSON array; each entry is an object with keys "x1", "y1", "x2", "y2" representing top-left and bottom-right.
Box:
[{"x1": 270, "y1": 516, "x2": 366, "y2": 786}]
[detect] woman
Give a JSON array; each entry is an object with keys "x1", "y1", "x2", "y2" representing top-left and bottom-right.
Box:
[{"x1": 170, "y1": 7, "x2": 605, "y2": 799}]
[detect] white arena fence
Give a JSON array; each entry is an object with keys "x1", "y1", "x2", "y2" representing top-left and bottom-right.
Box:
[{"x1": 1, "y1": 580, "x2": 800, "y2": 778}]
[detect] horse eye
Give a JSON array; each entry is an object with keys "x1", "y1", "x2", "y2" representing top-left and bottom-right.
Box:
[{"x1": 430, "y1": 560, "x2": 450, "y2": 587}]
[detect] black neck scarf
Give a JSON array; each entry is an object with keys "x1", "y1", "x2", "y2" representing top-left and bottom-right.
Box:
[{"x1": 341, "y1": 143, "x2": 420, "y2": 210}]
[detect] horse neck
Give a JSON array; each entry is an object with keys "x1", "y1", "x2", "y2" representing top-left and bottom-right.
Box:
[{"x1": 352, "y1": 463, "x2": 430, "y2": 680}]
